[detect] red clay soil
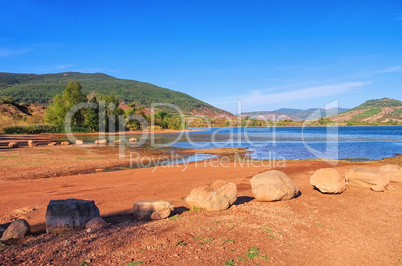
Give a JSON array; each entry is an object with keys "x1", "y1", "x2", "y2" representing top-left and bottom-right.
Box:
[
  {"x1": 0, "y1": 144, "x2": 177, "y2": 181},
  {"x1": 0, "y1": 157, "x2": 401, "y2": 265}
]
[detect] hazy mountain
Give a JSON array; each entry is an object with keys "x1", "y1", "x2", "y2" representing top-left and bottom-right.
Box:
[{"x1": 241, "y1": 107, "x2": 349, "y2": 121}]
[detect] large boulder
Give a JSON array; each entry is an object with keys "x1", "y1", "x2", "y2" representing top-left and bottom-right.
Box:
[
  {"x1": 129, "y1": 138, "x2": 137, "y2": 142},
  {"x1": 250, "y1": 170, "x2": 299, "y2": 201},
  {"x1": 45, "y1": 198, "x2": 100, "y2": 233},
  {"x1": 75, "y1": 140, "x2": 84, "y2": 145},
  {"x1": 186, "y1": 180, "x2": 237, "y2": 211},
  {"x1": 133, "y1": 200, "x2": 174, "y2": 220},
  {"x1": 48, "y1": 142, "x2": 57, "y2": 146},
  {"x1": 61, "y1": 141, "x2": 70, "y2": 145},
  {"x1": 0, "y1": 219, "x2": 30, "y2": 241},
  {"x1": 379, "y1": 164, "x2": 402, "y2": 183},
  {"x1": 8, "y1": 142, "x2": 19, "y2": 148},
  {"x1": 345, "y1": 167, "x2": 390, "y2": 192},
  {"x1": 310, "y1": 168, "x2": 346, "y2": 194}
]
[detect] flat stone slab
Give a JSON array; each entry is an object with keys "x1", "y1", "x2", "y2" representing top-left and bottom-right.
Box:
[
  {"x1": 346, "y1": 167, "x2": 390, "y2": 192},
  {"x1": 379, "y1": 164, "x2": 402, "y2": 183}
]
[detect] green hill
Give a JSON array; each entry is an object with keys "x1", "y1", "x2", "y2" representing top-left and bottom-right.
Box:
[
  {"x1": 330, "y1": 98, "x2": 402, "y2": 123},
  {"x1": 350, "y1": 98, "x2": 401, "y2": 110},
  {"x1": 0, "y1": 72, "x2": 231, "y2": 116}
]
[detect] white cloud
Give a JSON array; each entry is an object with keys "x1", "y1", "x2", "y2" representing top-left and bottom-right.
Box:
[
  {"x1": 395, "y1": 13, "x2": 402, "y2": 21},
  {"x1": 239, "y1": 82, "x2": 371, "y2": 105},
  {"x1": 352, "y1": 66, "x2": 402, "y2": 78},
  {"x1": 73, "y1": 67, "x2": 119, "y2": 73},
  {"x1": 55, "y1": 64, "x2": 75, "y2": 70},
  {"x1": 209, "y1": 81, "x2": 371, "y2": 113},
  {"x1": 0, "y1": 48, "x2": 31, "y2": 57},
  {"x1": 376, "y1": 66, "x2": 401, "y2": 73}
]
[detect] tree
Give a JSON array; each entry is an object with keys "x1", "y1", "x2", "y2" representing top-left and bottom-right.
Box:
[
  {"x1": 318, "y1": 117, "x2": 333, "y2": 125},
  {"x1": 44, "y1": 94, "x2": 66, "y2": 126},
  {"x1": 62, "y1": 81, "x2": 86, "y2": 108},
  {"x1": 164, "y1": 116, "x2": 187, "y2": 130},
  {"x1": 84, "y1": 96, "x2": 99, "y2": 131},
  {"x1": 156, "y1": 111, "x2": 169, "y2": 120},
  {"x1": 125, "y1": 107, "x2": 147, "y2": 131},
  {"x1": 249, "y1": 119, "x2": 259, "y2": 127},
  {"x1": 96, "y1": 94, "x2": 124, "y2": 132},
  {"x1": 45, "y1": 81, "x2": 86, "y2": 127},
  {"x1": 62, "y1": 81, "x2": 86, "y2": 126}
]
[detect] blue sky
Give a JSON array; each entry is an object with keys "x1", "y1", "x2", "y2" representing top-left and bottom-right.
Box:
[{"x1": 1, "y1": 0, "x2": 401, "y2": 114}]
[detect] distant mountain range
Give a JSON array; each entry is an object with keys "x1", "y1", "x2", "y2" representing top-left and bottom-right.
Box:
[
  {"x1": 240, "y1": 98, "x2": 401, "y2": 123},
  {"x1": 241, "y1": 107, "x2": 350, "y2": 121},
  {"x1": 0, "y1": 72, "x2": 232, "y2": 117}
]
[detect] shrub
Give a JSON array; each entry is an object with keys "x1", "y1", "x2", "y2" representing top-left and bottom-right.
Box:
[{"x1": 3, "y1": 124, "x2": 91, "y2": 134}]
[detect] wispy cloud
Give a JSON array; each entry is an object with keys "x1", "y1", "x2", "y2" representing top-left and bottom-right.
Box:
[
  {"x1": 0, "y1": 48, "x2": 31, "y2": 57},
  {"x1": 395, "y1": 13, "x2": 402, "y2": 21},
  {"x1": 240, "y1": 82, "x2": 371, "y2": 105},
  {"x1": 353, "y1": 66, "x2": 402, "y2": 77},
  {"x1": 210, "y1": 82, "x2": 371, "y2": 111},
  {"x1": 55, "y1": 64, "x2": 75, "y2": 70},
  {"x1": 38, "y1": 65, "x2": 118, "y2": 73},
  {"x1": 375, "y1": 66, "x2": 401, "y2": 73},
  {"x1": 38, "y1": 64, "x2": 76, "y2": 72},
  {"x1": 72, "y1": 67, "x2": 119, "y2": 73}
]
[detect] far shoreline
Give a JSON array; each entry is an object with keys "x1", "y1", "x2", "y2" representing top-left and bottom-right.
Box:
[{"x1": 1, "y1": 124, "x2": 401, "y2": 136}]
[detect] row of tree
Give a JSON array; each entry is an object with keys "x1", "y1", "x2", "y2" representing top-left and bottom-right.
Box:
[{"x1": 44, "y1": 81, "x2": 187, "y2": 132}]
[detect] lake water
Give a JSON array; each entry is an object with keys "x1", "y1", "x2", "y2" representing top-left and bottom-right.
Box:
[
  {"x1": 167, "y1": 126, "x2": 402, "y2": 160},
  {"x1": 57, "y1": 126, "x2": 402, "y2": 161}
]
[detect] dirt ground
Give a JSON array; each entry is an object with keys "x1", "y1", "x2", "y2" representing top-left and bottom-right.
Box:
[
  {"x1": 0, "y1": 144, "x2": 177, "y2": 181},
  {"x1": 0, "y1": 139, "x2": 401, "y2": 265}
]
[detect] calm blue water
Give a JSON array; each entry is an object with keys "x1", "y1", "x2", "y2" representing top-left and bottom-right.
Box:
[{"x1": 168, "y1": 126, "x2": 402, "y2": 160}]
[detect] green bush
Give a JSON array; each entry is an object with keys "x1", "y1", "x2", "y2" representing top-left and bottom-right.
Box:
[{"x1": 3, "y1": 124, "x2": 91, "y2": 134}]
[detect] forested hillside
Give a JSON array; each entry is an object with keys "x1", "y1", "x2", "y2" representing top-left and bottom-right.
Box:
[{"x1": 0, "y1": 72, "x2": 231, "y2": 116}]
